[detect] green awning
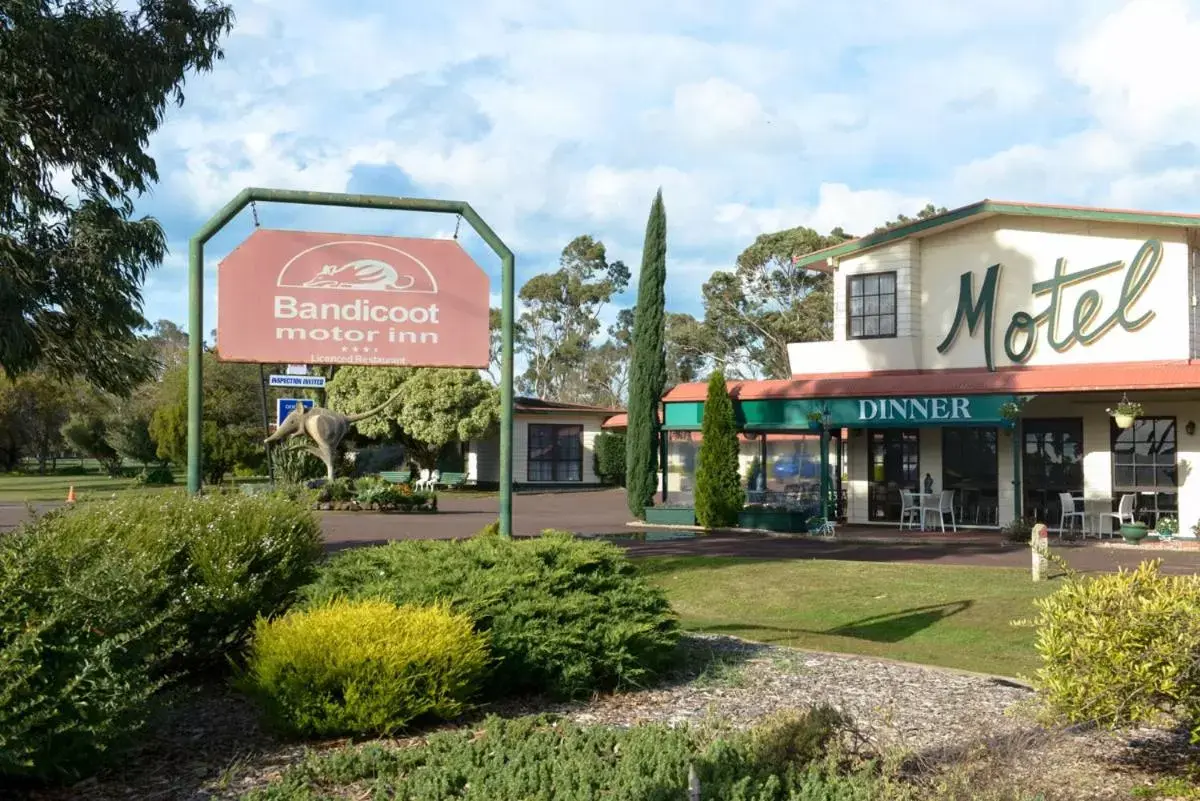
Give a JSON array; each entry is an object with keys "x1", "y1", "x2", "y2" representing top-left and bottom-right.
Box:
[{"x1": 663, "y1": 393, "x2": 1018, "y2": 431}]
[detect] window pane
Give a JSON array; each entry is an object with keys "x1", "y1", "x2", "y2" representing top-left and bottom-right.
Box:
[
  {"x1": 1135, "y1": 466, "x2": 1157, "y2": 488},
  {"x1": 878, "y1": 273, "x2": 895, "y2": 293},
  {"x1": 1158, "y1": 465, "x2": 1179, "y2": 487},
  {"x1": 863, "y1": 275, "x2": 879, "y2": 295},
  {"x1": 850, "y1": 317, "x2": 863, "y2": 337},
  {"x1": 559, "y1": 461, "x2": 582, "y2": 482},
  {"x1": 849, "y1": 296, "x2": 863, "y2": 315},
  {"x1": 1113, "y1": 464, "x2": 1134, "y2": 488},
  {"x1": 879, "y1": 294, "x2": 895, "y2": 314},
  {"x1": 864, "y1": 296, "x2": 879, "y2": 315},
  {"x1": 864, "y1": 316, "x2": 879, "y2": 336},
  {"x1": 879, "y1": 315, "x2": 895, "y2": 336}
]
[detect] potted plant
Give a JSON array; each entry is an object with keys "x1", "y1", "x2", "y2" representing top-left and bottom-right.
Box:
[
  {"x1": 1119, "y1": 520, "x2": 1150, "y2": 544},
  {"x1": 1156, "y1": 515, "x2": 1178, "y2": 541},
  {"x1": 1106, "y1": 395, "x2": 1143, "y2": 429},
  {"x1": 806, "y1": 410, "x2": 824, "y2": 431},
  {"x1": 999, "y1": 401, "x2": 1022, "y2": 422}
]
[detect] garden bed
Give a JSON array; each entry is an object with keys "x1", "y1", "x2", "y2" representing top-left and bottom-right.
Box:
[{"x1": 14, "y1": 635, "x2": 1190, "y2": 801}]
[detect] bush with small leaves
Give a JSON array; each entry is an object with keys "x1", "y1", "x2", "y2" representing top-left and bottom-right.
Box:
[
  {"x1": 239, "y1": 599, "x2": 489, "y2": 737},
  {"x1": 1030, "y1": 559, "x2": 1200, "y2": 738},
  {"x1": 301, "y1": 528, "x2": 680, "y2": 700},
  {"x1": 0, "y1": 491, "x2": 323, "y2": 780}
]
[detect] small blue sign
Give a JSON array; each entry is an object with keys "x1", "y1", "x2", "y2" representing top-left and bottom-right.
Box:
[{"x1": 276, "y1": 398, "x2": 315, "y2": 426}]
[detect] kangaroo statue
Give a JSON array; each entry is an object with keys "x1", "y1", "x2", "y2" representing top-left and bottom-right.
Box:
[{"x1": 265, "y1": 389, "x2": 403, "y2": 481}]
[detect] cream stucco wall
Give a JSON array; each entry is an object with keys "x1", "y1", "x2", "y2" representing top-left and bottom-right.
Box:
[
  {"x1": 468, "y1": 413, "x2": 610, "y2": 485},
  {"x1": 789, "y1": 216, "x2": 1193, "y2": 375}
]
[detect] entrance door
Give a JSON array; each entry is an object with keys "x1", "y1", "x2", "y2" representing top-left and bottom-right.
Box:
[{"x1": 867, "y1": 429, "x2": 920, "y2": 522}]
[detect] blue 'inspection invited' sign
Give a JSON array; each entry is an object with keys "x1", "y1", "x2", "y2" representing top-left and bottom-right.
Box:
[{"x1": 269, "y1": 374, "x2": 326, "y2": 388}]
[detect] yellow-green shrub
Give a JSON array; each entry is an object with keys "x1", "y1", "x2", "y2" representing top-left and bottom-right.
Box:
[
  {"x1": 1030, "y1": 559, "x2": 1200, "y2": 737},
  {"x1": 240, "y1": 599, "x2": 489, "y2": 737}
]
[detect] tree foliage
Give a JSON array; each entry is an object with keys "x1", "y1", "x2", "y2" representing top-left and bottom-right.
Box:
[
  {"x1": 149, "y1": 350, "x2": 264, "y2": 484},
  {"x1": 871, "y1": 203, "x2": 948, "y2": 234},
  {"x1": 326, "y1": 367, "x2": 499, "y2": 470},
  {"x1": 517, "y1": 235, "x2": 630, "y2": 402},
  {"x1": 0, "y1": 0, "x2": 234, "y2": 395},
  {"x1": 0, "y1": 371, "x2": 70, "y2": 472},
  {"x1": 693, "y1": 370, "x2": 743, "y2": 528},
  {"x1": 625, "y1": 190, "x2": 667, "y2": 518}
]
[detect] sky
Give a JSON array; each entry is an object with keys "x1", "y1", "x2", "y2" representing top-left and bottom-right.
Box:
[{"x1": 127, "y1": 0, "x2": 1200, "y2": 342}]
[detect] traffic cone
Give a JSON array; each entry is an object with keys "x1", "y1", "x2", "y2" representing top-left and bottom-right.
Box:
[{"x1": 66, "y1": 485, "x2": 76, "y2": 504}]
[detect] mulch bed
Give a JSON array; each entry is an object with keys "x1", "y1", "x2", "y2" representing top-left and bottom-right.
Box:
[{"x1": 12, "y1": 635, "x2": 1194, "y2": 801}]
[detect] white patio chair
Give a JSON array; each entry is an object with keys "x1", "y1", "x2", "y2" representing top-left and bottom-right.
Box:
[
  {"x1": 921, "y1": 489, "x2": 957, "y2": 532},
  {"x1": 1097, "y1": 493, "x2": 1136, "y2": 538},
  {"x1": 428, "y1": 469, "x2": 441, "y2": 490},
  {"x1": 1058, "y1": 492, "x2": 1086, "y2": 538},
  {"x1": 898, "y1": 489, "x2": 920, "y2": 530}
]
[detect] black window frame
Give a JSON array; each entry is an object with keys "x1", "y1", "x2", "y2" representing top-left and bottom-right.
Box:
[
  {"x1": 527, "y1": 423, "x2": 584, "y2": 483},
  {"x1": 846, "y1": 271, "x2": 898, "y2": 340},
  {"x1": 1110, "y1": 416, "x2": 1178, "y2": 521}
]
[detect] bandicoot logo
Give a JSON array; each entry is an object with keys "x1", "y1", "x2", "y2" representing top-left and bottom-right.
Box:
[{"x1": 276, "y1": 240, "x2": 439, "y2": 294}]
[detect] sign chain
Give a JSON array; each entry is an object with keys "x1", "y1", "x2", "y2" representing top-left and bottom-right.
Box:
[
  {"x1": 453, "y1": 214, "x2": 461, "y2": 240},
  {"x1": 251, "y1": 200, "x2": 261, "y2": 228}
]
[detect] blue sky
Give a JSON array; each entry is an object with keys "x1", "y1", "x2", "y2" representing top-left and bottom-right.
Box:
[{"x1": 125, "y1": 0, "x2": 1200, "y2": 341}]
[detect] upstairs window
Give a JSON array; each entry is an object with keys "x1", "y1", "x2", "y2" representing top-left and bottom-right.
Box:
[{"x1": 847, "y1": 272, "x2": 897, "y2": 339}]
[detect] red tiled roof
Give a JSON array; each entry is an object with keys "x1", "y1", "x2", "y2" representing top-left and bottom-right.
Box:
[
  {"x1": 601, "y1": 409, "x2": 664, "y2": 429},
  {"x1": 662, "y1": 361, "x2": 1200, "y2": 402}
]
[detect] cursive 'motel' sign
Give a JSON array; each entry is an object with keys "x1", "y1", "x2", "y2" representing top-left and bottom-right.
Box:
[{"x1": 936, "y1": 239, "x2": 1161, "y2": 372}]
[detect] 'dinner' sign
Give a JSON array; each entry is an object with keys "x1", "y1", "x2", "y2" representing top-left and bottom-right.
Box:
[{"x1": 216, "y1": 230, "x2": 489, "y2": 368}]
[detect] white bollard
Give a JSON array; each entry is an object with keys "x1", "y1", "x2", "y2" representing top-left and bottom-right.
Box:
[{"x1": 1031, "y1": 522, "x2": 1049, "y2": 581}]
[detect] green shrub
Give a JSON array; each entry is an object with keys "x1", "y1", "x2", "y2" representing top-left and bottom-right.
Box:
[
  {"x1": 352, "y1": 477, "x2": 437, "y2": 511},
  {"x1": 0, "y1": 520, "x2": 172, "y2": 780},
  {"x1": 240, "y1": 599, "x2": 489, "y2": 737},
  {"x1": 134, "y1": 464, "x2": 175, "y2": 486},
  {"x1": 594, "y1": 431, "x2": 627, "y2": 486},
  {"x1": 1029, "y1": 559, "x2": 1200, "y2": 738},
  {"x1": 301, "y1": 530, "x2": 680, "y2": 699},
  {"x1": 242, "y1": 711, "x2": 874, "y2": 801},
  {"x1": 694, "y1": 369, "x2": 744, "y2": 528},
  {"x1": 350, "y1": 442, "x2": 408, "y2": 476},
  {"x1": 271, "y1": 443, "x2": 326, "y2": 484},
  {"x1": 0, "y1": 491, "x2": 323, "y2": 780}
]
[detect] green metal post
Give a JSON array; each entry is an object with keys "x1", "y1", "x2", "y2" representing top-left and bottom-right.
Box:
[
  {"x1": 1011, "y1": 420, "x2": 1022, "y2": 520},
  {"x1": 186, "y1": 188, "x2": 516, "y2": 538},
  {"x1": 819, "y1": 427, "x2": 830, "y2": 519},
  {"x1": 187, "y1": 236, "x2": 204, "y2": 494}
]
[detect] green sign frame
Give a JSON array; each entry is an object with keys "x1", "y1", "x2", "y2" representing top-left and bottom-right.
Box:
[{"x1": 186, "y1": 188, "x2": 516, "y2": 538}]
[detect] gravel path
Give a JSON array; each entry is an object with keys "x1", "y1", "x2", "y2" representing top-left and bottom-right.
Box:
[{"x1": 16, "y1": 635, "x2": 1192, "y2": 801}]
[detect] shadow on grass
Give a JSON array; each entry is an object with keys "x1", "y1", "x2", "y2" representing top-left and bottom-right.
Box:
[{"x1": 702, "y1": 600, "x2": 974, "y2": 644}]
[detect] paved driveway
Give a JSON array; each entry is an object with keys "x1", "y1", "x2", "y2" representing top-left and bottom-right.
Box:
[{"x1": 3, "y1": 490, "x2": 1200, "y2": 574}]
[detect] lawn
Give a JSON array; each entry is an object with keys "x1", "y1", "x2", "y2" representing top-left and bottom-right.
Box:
[{"x1": 642, "y1": 556, "x2": 1059, "y2": 680}]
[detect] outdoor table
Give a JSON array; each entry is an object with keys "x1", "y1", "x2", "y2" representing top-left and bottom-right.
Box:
[
  {"x1": 1071, "y1": 493, "x2": 1114, "y2": 536},
  {"x1": 915, "y1": 491, "x2": 938, "y2": 531}
]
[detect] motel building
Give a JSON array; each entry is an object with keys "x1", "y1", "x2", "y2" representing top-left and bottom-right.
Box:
[{"x1": 657, "y1": 200, "x2": 1200, "y2": 538}]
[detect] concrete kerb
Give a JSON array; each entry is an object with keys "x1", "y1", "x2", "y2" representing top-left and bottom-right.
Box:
[{"x1": 625, "y1": 520, "x2": 1023, "y2": 547}]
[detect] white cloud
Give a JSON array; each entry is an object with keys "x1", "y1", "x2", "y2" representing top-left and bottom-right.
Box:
[{"x1": 126, "y1": 0, "x2": 1200, "y2": 335}]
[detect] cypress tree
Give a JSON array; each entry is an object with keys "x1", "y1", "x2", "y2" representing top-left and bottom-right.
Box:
[
  {"x1": 625, "y1": 190, "x2": 667, "y2": 518},
  {"x1": 694, "y1": 369, "x2": 744, "y2": 528}
]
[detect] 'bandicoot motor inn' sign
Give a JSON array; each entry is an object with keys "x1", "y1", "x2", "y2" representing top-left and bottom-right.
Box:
[{"x1": 216, "y1": 230, "x2": 489, "y2": 368}]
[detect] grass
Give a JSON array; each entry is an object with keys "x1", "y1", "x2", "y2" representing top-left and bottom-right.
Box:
[
  {"x1": 0, "y1": 461, "x2": 269, "y2": 502},
  {"x1": 642, "y1": 556, "x2": 1059, "y2": 680}
]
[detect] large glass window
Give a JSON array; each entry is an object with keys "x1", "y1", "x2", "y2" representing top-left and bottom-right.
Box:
[
  {"x1": 527, "y1": 424, "x2": 582, "y2": 482},
  {"x1": 942, "y1": 427, "x2": 999, "y2": 525},
  {"x1": 763, "y1": 434, "x2": 820, "y2": 496},
  {"x1": 1111, "y1": 417, "x2": 1178, "y2": 522},
  {"x1": 1022, "y1": 419, "x2": 1084, "y2": 525},
  {"x1": 847, "y1": 272, "x2": 897, "y2": 339},
  {"x1": 665, "y1": 431, "x2": 700, "y2": 504}
]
